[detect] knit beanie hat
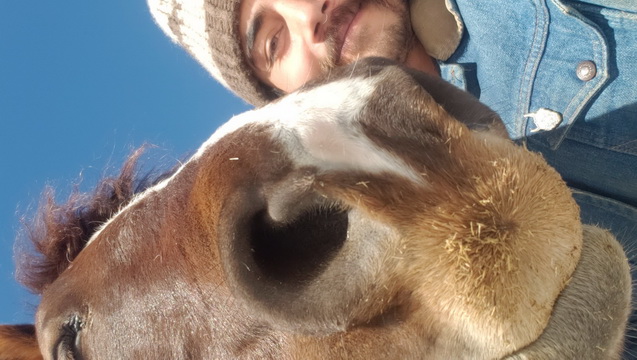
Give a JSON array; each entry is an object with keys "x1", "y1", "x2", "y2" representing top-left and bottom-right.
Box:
[{"x1": 147, "y1": 0, "x2": 277, "y2": 106}]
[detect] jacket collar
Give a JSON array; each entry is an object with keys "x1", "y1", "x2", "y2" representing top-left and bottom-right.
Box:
[{"x1": 410, "y1": 0, "x2": 463, "y2": 60}]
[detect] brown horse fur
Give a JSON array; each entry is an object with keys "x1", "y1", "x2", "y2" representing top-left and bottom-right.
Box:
[
  {"x1": 0, "y1": 58, "x2": 631, "y2": 359},
  {"x1": 0, "y1": 325, "x2": 41, "y2": 360}
]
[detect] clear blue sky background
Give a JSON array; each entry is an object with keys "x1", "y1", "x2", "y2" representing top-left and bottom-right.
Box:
[{"x1": 0, "y1": 1, "x2": 250, "y2": 324}]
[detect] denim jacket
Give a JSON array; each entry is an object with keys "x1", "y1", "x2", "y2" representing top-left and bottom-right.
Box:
[
  {"x1": 411, "y1": 0, "x2": 636, "y2": 234},
  {"x1": 411, "y1": 0, "x2": 637, "y2": 354}
]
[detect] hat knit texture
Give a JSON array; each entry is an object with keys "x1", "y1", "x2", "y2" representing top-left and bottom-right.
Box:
[{"x1": 148, "y1": 0, "x2": 275, "y2": 106}]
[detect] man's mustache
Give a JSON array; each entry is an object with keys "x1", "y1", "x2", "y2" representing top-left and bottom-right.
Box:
[
  {"x1": 322, "y1": 0, "x2": 361, "y2": 72},
  {"x1": 321, "y1": 0, "x2": 404, "y2": 73}
]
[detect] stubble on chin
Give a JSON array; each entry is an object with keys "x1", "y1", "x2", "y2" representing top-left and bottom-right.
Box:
[{"x1": 320, "y1": 0, "x2": 414, "y2": 74}]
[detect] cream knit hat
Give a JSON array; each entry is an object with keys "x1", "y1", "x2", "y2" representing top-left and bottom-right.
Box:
[{"x1": 148, "y1": 0, "x2": 277, "y2": 106}]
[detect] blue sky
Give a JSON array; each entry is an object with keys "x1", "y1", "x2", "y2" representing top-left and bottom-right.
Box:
[{"x1": 0, "y1": 1, "x2": 250, "y2": 324}]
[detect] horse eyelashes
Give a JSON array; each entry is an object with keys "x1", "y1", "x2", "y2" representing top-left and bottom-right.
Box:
[{"x1": 56, "y1": 315, "x2": 83, "y2": 360}]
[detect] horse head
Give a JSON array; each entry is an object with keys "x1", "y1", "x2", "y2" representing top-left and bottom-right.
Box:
[{"x1": 1, "y1": 58, "x2": 631, "y2": 359}]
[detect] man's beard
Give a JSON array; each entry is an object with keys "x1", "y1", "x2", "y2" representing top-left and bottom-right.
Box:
[{"x1": 321, "y1": 0, "x2": 414, "y2": 74}]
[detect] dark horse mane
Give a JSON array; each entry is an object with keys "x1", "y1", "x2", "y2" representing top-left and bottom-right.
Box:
[{"x1": 16, "y1": 148, "x2": 177, "y2": 294}]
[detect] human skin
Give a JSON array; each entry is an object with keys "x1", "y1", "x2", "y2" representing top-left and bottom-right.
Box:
[{"x1": 239, "y1": 0, "x2": 438, "y2": 93}]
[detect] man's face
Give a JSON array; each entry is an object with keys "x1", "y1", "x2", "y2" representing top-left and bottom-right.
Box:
[{"x1": 239, "y1": 0, "x2": 414, "y2": 93}]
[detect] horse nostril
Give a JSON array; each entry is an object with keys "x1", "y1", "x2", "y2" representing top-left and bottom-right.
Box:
[
  {"x1": 321, "y1": 1, "x2": 328, "y2": 13},
  {"x1": 249, "y1": 205, "x2": 348, "y2": 284}
]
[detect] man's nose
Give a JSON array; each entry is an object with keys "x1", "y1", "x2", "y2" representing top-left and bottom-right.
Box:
[{"x1": 276, "y1": 0, "x2": 328, "y2": 44}]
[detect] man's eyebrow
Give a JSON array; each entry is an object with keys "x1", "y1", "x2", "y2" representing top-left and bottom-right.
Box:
[{"x1": 245, "y1": 7, "x2": 265, "y2": 65}]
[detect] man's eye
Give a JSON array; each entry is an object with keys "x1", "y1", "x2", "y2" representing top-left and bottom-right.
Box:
[{"x1": 267, "y1": 31, "x2": 281, "y2": 66}]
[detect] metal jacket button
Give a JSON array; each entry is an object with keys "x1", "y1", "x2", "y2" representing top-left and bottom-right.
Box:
[{"x1": 577, "y1": 60, "x2": 597, "y2": 81}]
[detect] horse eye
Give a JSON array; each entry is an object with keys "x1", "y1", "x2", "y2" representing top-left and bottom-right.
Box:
[{"x1": 55, "y1": 316, "x2": 83, "y2": 360}]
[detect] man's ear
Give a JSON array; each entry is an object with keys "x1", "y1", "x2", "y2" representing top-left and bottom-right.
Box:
[{"x1": 0, "y1": 324, "x2": 42, "y2": 360}]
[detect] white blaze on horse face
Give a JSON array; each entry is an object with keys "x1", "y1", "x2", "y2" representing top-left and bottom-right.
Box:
[
  {"x1": 197, "y1": 76, "x2": 423, "y2": 184},
  {"x1": 264, "y1": 77, "x2": 424, "y2": 184}
]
